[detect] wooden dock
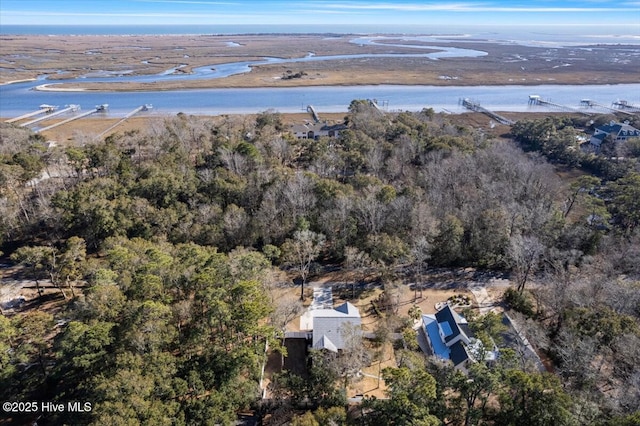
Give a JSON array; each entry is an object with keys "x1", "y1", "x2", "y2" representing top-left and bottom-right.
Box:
[
  {"x1": 461, "y1": 98, "x2": 514, "y2": 125},
  {"x1": 20, "y1": 104, "x2": 80, "y2": 127},
  {"x1": 306, "y1": 105, "x2": 320, "y2": 123},
  {"x1": 98, "y1": 104, "x2": 152, "y2": 137},
  {"x1": 35, "y1": 104, "x2": 108, "y2": 133},
  {"x1": 612, "y1": 100, "x2": 640, "y2": 113},
  {"x1": 580, "y1": 99, "x2": 634, "y2": 116},
  {"x1": 5, "y1": 105, "x2": 56, "y2": 124},
  {"x1": 528, "y1": 95, "x2": 592, "y2": 116},
  {"x1": 367, "y1": 99, "x2": 386, "y2": 115}
]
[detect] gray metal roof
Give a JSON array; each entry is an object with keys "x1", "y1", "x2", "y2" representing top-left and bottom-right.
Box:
[{"x1": 311, "y1": 302, "x2": 361, "y2": 350}]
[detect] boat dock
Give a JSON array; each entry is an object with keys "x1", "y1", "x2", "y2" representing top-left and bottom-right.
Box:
[
  {"x1": 5, "y1": 105, "x2": 57, "y2": 124},
  {"x1": 20, "y1": 104, "x2": 80, "y2": 127},
  {"x1": 306, "y1": 105, "x2": 321, "y2": 123},
  {"x1": 98, "y1": 104, "x2": 152, "y2": 137},
  {"x1": 368, "y1": 99, "x2": 386, "y2": 115},
  {"x1": 528, "y1": 95, "x2": 592, "y2": 116},
  {"x1": 461, "y1": 98, "x2": 514, "y2": 125},
  {"x1": 35, "y1": 104, "x2": 109, "y2": 133},
  {"x1": 612, "y1": 100, "x2": 640, "y2": 113},
  {"x1": 580, "y1": 99, "x2": 634, "y2": 116}
]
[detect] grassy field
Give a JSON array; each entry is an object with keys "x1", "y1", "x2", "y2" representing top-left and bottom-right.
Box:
[{"x1": 2, "y1": 34, "x2": 638, "y2": 90}]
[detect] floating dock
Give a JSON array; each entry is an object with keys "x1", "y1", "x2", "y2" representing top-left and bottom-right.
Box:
[
  {"x1": 20, "y1": 104, "x2": 80, "y2": 127},
  {"x1": 461, "y1": 98, "x2": 514, "y2": 125},
  {"x1": 98, "y1": 104, "x2": 152, "y2": 137},
  {"x1": 5, "y1": 105, "x2": 57, "y2": 124},
  {"x1": 528, "y1": 95, "x2": 592, "y2": 116},
  {"x1": 35, "y1": 104, "x2": 108, "y2": 133}
]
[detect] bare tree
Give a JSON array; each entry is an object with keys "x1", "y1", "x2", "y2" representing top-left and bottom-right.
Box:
[
  {"x1": 218, "y1": 146, "x2": 248, "y2": 175},
  {"x1": 344, "y1": 246, "x2": 372, "y2": 299},
  {"x1": 318, "y1": 195, "x2": 354, "y2": 254},
  {"x1": 281, "y1": 229, "x2": 326, "y2": 301},
  {"x1": 410, "y1": 236, "x2": 431, "y2": 300},
  {"x1": 222, "y1": 204, "x2": 250, "y2": 248},
  {"x1": 354, "y1": 186, "x2": 387, "y2": 234},
  {"x1": 364, "y1": 142, "x2": 386, "y2": 176},
  {"x1": 508, "y1": 234, "x2": 545, "y2": 293},
  {"x1": 283, "y1": 172, "x2": 316, "y2": 220},
  {"x1": 328, "y1": 322, "x2": 371, "y2": 391}
]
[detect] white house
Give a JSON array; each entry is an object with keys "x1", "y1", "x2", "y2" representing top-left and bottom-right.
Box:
[{"x1": 300, "y1": 298, "x2": 362, "y2": 352}]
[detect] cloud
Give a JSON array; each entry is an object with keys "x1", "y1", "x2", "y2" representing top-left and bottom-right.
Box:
[
  {"x1": 2, "y1": 10, "x2": 250, "y2": 19},
  {"x1": 303, "y1": 1, "x2": 639, "y2": 13},
  {"x1": 132, "y1": 0, "x2": 237, "y2": 4}
]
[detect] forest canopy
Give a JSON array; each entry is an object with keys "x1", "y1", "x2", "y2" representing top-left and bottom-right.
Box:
[{"x1": 1, "y1": 103, "x2": 639, "y2": 425}]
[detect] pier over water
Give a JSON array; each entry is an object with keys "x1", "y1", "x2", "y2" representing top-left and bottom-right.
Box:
[
  {"x1": 528, "y1": 95, "x2": 593, "y2": 116},
  {"x1": 461, "y1": 98, "x2": 514, "y2": 125}
]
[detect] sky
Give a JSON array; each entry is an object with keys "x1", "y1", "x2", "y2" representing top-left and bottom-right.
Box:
[{"x1": 1, "y1": 0, "x2": 639, "y2": 28}]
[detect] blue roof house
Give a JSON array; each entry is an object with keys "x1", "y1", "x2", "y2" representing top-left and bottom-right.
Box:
[
  {"x1": 589, "y1": 121, "x2": 640, "y2": 152},
  {"x1": 422, "y1": 304, "x2": 474, "y2": 370}
]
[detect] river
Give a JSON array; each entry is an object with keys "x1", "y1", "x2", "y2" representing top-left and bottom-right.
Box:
[{"x1": 2, "y1": 82, "x2": 638, "y2": 118}]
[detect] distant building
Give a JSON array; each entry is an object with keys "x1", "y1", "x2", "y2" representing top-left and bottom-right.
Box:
[
  {"x1": 290, "y1": 121, "x2": 348, "y2": 140},
  {"x1": 590, "y1": 120, "x2": 640, "y2": 151}
]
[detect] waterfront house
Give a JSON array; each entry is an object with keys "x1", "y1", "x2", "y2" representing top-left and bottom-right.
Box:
[
  {"x1": 590, "y1": 120, "x2": 640, "y2": 150},
  {"x1": 291, "y1": 121, "x2": 348, "y2": 140}
]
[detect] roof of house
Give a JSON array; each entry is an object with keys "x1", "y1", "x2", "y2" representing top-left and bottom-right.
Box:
[
  {"x1": 291, "y1": 121, "x2": 348, "y2": 134},
  {"x1": 334, "y1": 301, "x2": 360, "y2": 316},
  {"x1": 311, "y1": 301, "x2": 360, "y2": 318},
  {"x1": 449, "y1": 341, "x2": 471, "y2": 366},
  {"x1": 423, "y1": 314, "x2": 450, "y2": 359},
  {"x1": 422, "y1": 305, "x2": 473, "y2": 367},
  {"x1": 312, "y1": 334, "x2": 338, "y2": 352},
  {"x1": 311, "y1": 302, "x2": 361, "y2": 350},
  {"x1": 435, "y1": 304, "x2": 468, "y2": 344},
  {"x1": 595, "y1": 121, "x2": 640, "y2": 138}
]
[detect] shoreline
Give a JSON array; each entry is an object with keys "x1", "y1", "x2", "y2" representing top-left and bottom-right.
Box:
[
  {"x1": 35, "y1": 84, "x2": 86, "y2": 92},
  {"x1": 1, "y1": 78, "x2": 37, "y2": 86},
  {"x1": 30, "y1": 78, "x2": 640, "y2": 93}
]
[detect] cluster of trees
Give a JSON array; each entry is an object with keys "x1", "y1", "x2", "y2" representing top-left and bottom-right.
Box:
[
  {"x1": 1, "y1": 104, "x2": 583, "y2": 269},
  {"x1": 511, "y1": 114, "x2": 640, "y2": 180},
  {"x1": 1, "y1": 101, "x2": 639, "y2": 424},
  {"x1": 2, "y1": 237, "x2": 278, "y2": 424}
]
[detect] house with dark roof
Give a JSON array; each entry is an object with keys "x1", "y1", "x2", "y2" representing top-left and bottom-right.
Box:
[
  {"x1": 290, "y1": 121, "x2": 348, "y2": 140},
  {"x1": 300, "y1": 299, "x2": 362, "y2": 352},
  {"x1": 421, "y1": 304, "x2": 475, "y2": 370},
  {"x1": 590, "y1": 120, "x2": 640, "y2": 151}
]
